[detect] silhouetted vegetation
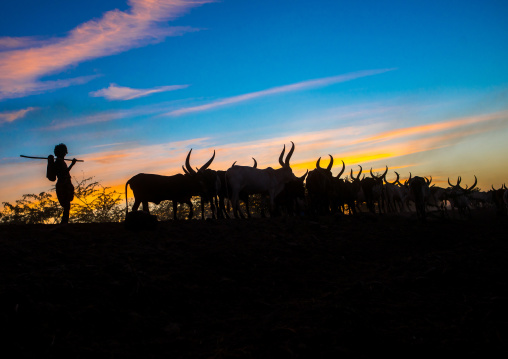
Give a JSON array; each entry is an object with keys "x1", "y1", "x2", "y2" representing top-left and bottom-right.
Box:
[{"x1": 1, "y1": 177, "x2": 125, "y2": 224}]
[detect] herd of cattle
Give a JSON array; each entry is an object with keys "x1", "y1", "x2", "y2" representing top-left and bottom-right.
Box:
[{"x1": 124, "y1": 142, "x2": 508, "y2": 221}]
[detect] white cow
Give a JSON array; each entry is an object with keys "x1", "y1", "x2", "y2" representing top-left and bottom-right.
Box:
[{"x1": 226, "y1": 142, "x2": 297, "y2": 218}]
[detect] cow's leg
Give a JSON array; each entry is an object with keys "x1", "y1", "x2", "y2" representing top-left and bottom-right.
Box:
[
  {"x1": 142, "y1": 201, "x2": 150, "y2": 213},
  {"x1": 200, "y1": 197, "x2": 205, "y2": 220},
  {"x1": 244, "y1": 195, "x2": 251, "y2": 218},
  {"x1": 218, "y1": 195, "x2": 229, "y2": 219},
  {"x1": 173, "y1": 201, "x2": 178, "y2": 220},
  {"x1": 210, "y1": 196, "x2": 217, "y2": 220},
  {"x1": 187, "y1": 200, "x2": 194, "y2": 220},
  {"x1": 231, "y1": 191, "x2": 241, "y2": 219}
]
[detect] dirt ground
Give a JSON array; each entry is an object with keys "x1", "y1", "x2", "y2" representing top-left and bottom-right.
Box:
[{"x1": 1, "y1": 209, "x2": 507, "y2": 358}]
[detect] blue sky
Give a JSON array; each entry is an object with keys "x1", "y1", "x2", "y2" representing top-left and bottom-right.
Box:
[{"x1": 1, "y1": 0, "x2": 507, "y2": 202}]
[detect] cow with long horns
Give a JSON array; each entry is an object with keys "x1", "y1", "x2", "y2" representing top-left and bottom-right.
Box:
[
  {"x1": 360, "y1": 166, "x2": 388, "y2": 214},
  {"x1": 306, "y1": 155, "x2": 335, "y2": 215},
  {"x1": 407, "y1": 174, "x2": 432, "y2": 220},
  {"x1": 181, "y1": 149, "x2": 220, "y2": 219},
  {"x1": 225, "y1": 142, "x2": 297, "y2": 218},
  {"x1": 125, "y1": 149, "x2": 216, "y2": 220},
  {"x1": 383, "y1": 171, "x2": 407, "y2": 212},
  {"x1": 447, "y1": 176, "x2": 478, "y2": 218}
]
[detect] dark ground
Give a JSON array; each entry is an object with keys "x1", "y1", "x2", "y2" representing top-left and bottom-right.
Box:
[{"x1": 1, "y1": 209, "x2": 507, "y2": 358}]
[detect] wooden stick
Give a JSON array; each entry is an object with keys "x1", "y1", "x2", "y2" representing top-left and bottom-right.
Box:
[{"x1": 20, "y1": 155, "x2": 84, "y2": 162}]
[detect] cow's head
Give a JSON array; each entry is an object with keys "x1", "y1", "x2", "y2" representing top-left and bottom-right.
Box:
[
  {"x1": 447, "y1": 175, "x2": 477, "y2": 197},
  {"x1": 277, "y1": 141, "x2": 297, "y2": 182},
  {"x1": 183, "y1": 149, "x2": 218, "y2": 197}
]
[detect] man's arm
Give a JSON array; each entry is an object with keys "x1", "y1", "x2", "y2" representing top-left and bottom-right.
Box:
[{"x1": 68, "y1": 158, "x2": 77, "y2": 172}]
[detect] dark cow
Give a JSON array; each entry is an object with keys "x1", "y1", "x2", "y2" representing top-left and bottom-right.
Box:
[
  {"x1": 491, "y1": 184, "x2": 507, "y2": 216},
  {"x1": 271, "y1": 170, "x2": 309, "y2": 216},
  {"x1": 446, "y1": 176, "x2": 477, "y2": 218},
  {"x1": 360, "y1": 166, "x2": 388, "y2": 214},
  {"x1": 328, "y1": 160, "x2": 350, "y2": 214},
  {"x1": 306, "y1": 155, "x2": 335, "y2": 215},
  {"x1": 181, "y1": 150, "x2": 220, "y2": 219},
  {"x1": 341, "y1": 166, "x2": 364, "y2": 214},
  {"x1": 125, "y1": 149, "x2": 216, "y2": 220},
  {"x1": 383, "y1": 171, "x2": 407, "y2": 212},
  {"x1": 408, "y1": 175, "x2": 431, "y2": 220}
]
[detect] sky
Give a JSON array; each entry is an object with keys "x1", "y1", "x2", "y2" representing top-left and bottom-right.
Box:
[{"x1": 1, "y1": 0, "x2": 508, "y2": 203}]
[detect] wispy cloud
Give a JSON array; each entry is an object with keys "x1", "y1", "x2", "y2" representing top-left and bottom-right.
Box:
[
  {"x1": 90, "y1": 83, "x2": 189, "y2": 101},
  {"x1": 164, "y1": 68, "x2": 396, "y2": 116},
  {"x1": 0, "y1": 0, "x2": 212, "y2": 99},
  {"x1": 0, "y1": 36, "x2": 48, "y2": 50},
  {"x1": 0, "y1": 107, "x2": 38, "y2": 124},
  {"x1": 356, "y1": 110, "x2": 508, "y2": 145},
  {"x1": 39, "y1": 102, "x2": 176, "y2": 130}
]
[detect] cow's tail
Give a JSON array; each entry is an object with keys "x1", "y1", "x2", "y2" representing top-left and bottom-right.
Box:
[{"x1": 125, "y1": 179, "x2": 130, "y2": 216}]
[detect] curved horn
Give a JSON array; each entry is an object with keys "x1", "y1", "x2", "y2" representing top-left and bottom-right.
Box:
[
  {"x1": 299, "y1": 169, "x2": 309, "y2": 181},
  {"x1": 336, "y1": 160, "x2": 345, "y2": 179},
  {"x1": 384, "y1": 170, "x2": 398, "y2": 185},
  {"x1": 326, "y1": 154, "x2": 333, "y2": 171},
  {"x1": 492, "y1": 185, "x2": 496, "y2": 191},
  {"x1": 394, "y1": 171, "x2": 402, "y2": 185},
  {"x1": 427, "y1": 176, "x2": 432, "y2": 185},
  {"x1": 504, "y1": 183, "x2": 507, "y2": 190},
  {"x1": 252, "y1": 157, "x2": 257, "y2": 168},
  {"x1": 350, "y1": 168, "x2": 354, "y2": 180},
  {"x1": 185, "y1": 149, "x2": 197, "y2": 175},
  {"x1": 448, "y1": 177, "x2": 454, "y2": 187},
  {"x1": 370, "y1": 168, "x2": 377, "y2": 179},
  {"x1": 454, "y1": 176, "x2": 463, "y2": 190},
  {"x1": 467, "y1": 175, "x2": 478, "y2": 192},
  {"x1": 357, "y1": 165, "x2": 363, "y2": 180},
  {"x1": 182, "y1": 165, "x2": 189, "y2": 175},
  {"x1": 284, "y1": 141, "x2": 295, "y2": 168},
  {"x1": 382, "y1": 166, "x2": 388, "y2": 179},
  {"x1": 425, "y1": 176, "x2": 431, "y2": 185},
  {"x1": 316, "y1": 157, "x2": 323, "y2": 170},
  {"x1": 279, "y1": 144, "x2": 286, "y2": 167},
  {"x1": 394, "y1": 171, "x2": 400, "y2": 185},
  {"x1": 198, "y1": 150, "x2": 215, "y2": 172},
  {"x1": 231, "y1": 161, "x2": 237, "y2": 167}
]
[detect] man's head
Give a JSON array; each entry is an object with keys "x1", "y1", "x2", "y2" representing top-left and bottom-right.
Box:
[{"x1": 54, "y1": 143, "x2": 68, "y2": 158}]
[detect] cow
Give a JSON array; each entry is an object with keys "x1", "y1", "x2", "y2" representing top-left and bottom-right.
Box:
[
  {"x1": 446, "y1": 176, "x2": 477, "y2": 218},
  {"x1": 181, "y1": 149, "x2": 220, "y2": 220},
  {"x1": 348, "y1": 166, "x2": 365, "y2": 214},
  {"x1": 125, "y1": 149, "x2": 216, "y2": 220},
  {"x1": 504, "y1": 187, "x2": 508, "y2": 214},
  {"x1": 306, "y1": 155, "x2": 335, "y2": 215},
  {"x1": 327, "y1": 160, "x2": 352, "y2": 214},
  {"x1": 383, "y1": 171, "x2": 407, "y2": 212},
  {"x1": 408, "y1": 175, "x2": 431, "y2": 220},
  {"x1": 360, "y1": 166, "x2": 388, "y2": 214},
  {"x1": 490, "y1": 184, "x2": 507, "y2": 216},
  {"x1": 215, "y1": 158, "x2": 259, "y2": 219},
  {"x1": 427, "y1": 181, "x2": 447, "y2": 214},
  {"x1": 225, "y1": 142, "x2": 297, "y2": 218},
  {"x1": 270, "y1": 170, "x2": 309, "y2": 216}
]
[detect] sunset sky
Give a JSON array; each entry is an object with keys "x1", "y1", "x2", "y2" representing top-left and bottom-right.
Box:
[{"x1": 1, "y1": 0, "x2": 507, "y2": 203}]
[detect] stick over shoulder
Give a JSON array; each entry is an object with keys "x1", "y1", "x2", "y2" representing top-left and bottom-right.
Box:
[{"x1": 20, "y1": 155, "x2": 84, "y2": 162}]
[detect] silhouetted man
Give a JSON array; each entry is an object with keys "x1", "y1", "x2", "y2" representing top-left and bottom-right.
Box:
[{"x1": 47, "y1": 143, "x2": 77, "y2": 224}]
